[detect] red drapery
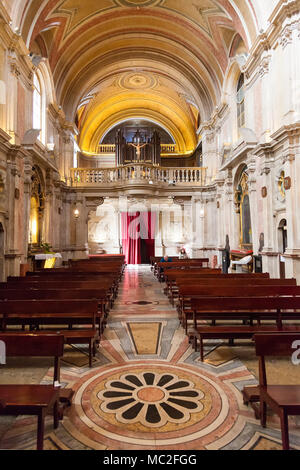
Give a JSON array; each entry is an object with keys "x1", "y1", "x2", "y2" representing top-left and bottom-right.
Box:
[
  {"x1": 121, "y1": 212, "x2": 156, "y2": 264},
  {"x1": 140, "y1": 211, "x2": 156, "y2": 262}
]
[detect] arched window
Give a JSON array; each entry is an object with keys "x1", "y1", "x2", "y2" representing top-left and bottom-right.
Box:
[
  {"x1": 236, "y1": 74, "x2": 245, "y2": 129},
  {"x1": 33, "y1": 73, "x2": 46, "y2": 144}
]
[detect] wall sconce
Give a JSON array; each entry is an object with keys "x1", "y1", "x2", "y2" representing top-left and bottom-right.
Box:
[
  {"x1": 199, "y1": 208, "x2": 205, "y2": 218},
  {"x1": 261, "y1": 186, "x2": 268, "y2": 198},
  {"x1": 74, "y1": 208, "x2": 80, "y2": 219}
]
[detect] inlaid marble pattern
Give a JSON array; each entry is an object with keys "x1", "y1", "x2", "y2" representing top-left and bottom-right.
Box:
[{"x1": 1, "y1": 265, "x2": 300, "y2": 450}]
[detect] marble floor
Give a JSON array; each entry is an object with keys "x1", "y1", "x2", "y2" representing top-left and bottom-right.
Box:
[{"x1": 1, "y1": 265, "x2": 300, "y2": 450}]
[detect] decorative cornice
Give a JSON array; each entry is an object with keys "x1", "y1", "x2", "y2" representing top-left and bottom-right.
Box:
[
  {"x1": 243, "y1": 1, "x2": 300, "y2": 86},
  {"x1": 198, "y1": 103, "x2": 229, "y2": 135},
  {"x1": 271, "y1": 121, "x2": 300, "y2": 142},
  {"x1": 0, "y1": 129, "x2": 12, "y2": 147},
  {"x1": 269, "y1": 0, "x2": 300, "y2": 26},
  {"x1": 48, "y1": 103, "x2": 76, "y2": 135},
  {"x1": 220, "y1": 140, "x2": 257, "y2": 171},
  {"x1": 22, "y1": 142, "x2": 59, "y2": 174},
  {"x1": 6, "y1": 36, "x2": 34, "y2": 90}
]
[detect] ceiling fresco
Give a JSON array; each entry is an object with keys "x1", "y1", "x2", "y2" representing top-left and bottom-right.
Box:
[{"x1": 5, "y1": 0, "x2": 258, "y2": 155}]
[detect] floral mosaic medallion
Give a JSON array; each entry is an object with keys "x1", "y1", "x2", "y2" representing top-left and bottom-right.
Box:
[
  {"x1": 72, "y1": 363, "x2": 238, "y2": 449},
  {"x1": 97, "y1": 371, "x2": 205, "y2": 427}
]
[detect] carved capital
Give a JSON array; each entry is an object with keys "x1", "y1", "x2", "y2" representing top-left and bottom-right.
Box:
[{"x1": 279, "y1": 24, "x2": 293, "y2": 49}]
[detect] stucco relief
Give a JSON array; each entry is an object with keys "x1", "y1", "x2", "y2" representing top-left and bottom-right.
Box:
[{"x1": 88, "y1": 204, "x2": 119, "y2": 254}]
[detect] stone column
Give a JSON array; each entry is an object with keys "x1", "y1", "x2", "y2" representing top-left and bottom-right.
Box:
[
  {"x1": 247, "y1": 155, "x2": 259, "y2": 255},
  {"x1": 272, "y1": 125, "x2": 300, "y2": 279},
  {"x1": 255, "y1": 143, "x2": 279, "y2": 277}
]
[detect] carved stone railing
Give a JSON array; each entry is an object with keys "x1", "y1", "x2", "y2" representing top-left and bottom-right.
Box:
[
  {"x1": 96, "y1": 144, "x2": 177, "y2": 154},
  {"x1": 97, "y1": 144, "x2": 116, "y2": 154},
  {"x1": 70, "y1": 164, "x2": 207, "y2": 187},
  {"x1": 160, "y1": 144, "x2": 176, "y2": 153}
]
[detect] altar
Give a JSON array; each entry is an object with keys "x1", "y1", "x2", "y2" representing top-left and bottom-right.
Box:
[
  {"x1": 33, "y1": 253, "x2": 62, "y2": 269},
  {"x1": 230, "y1": 250, "x2": 253, "y2": 273}
]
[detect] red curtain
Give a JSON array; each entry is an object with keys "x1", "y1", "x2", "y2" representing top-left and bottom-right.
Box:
[
  {"x1": 140, "y1": 212, "x2": 156, "y2": 261},
  {"x1": 121, "y1": 212, "x2": 141, "y2": 264},
  {"x1": 121, "y1": 212, "x2": 156, "y2": 264}
]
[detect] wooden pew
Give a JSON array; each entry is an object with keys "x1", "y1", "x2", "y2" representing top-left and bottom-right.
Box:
[
  {"x1": 175, "y1": 277, "x2": 294, "y2": 304},
  {"x1": 178, "y1": 284, "x2": 300, "y2": 325},
  {"x1": 190, "y1": 297, "x2": 300, "y2": 361},
  {"x1": 165, "y1": 272, "x2": 270, "y2": 304},
  {"x1": 0, "y1": 289, "x2": 109, "y2": 323},
  {"x1": 0, "y1": 299, "x2": 99, "y2": 333},
  {"x1": 157, "y1": 260, "x2": 211, "y2": 281},
  {"x1": 0, "y1": 333, "x2": 65, "y2": 450},
  {"x1": 0, "y1": 329, "x2": 98, "y2": 369},
  {"x1": 3, "y1": 278, "x2": 117, "y2": 306},
  {"x1": 0, "y1": 332, "x2": 64, "y2": 382},
  {"x1": 151, "y1": 256, "x2": 180, "y2": 275},
  {"x1": 251, "y1": 333, "x2": 300, "y2": 450},
  {"x1": 88, "y1": 254, "x2": 125, "y2": 261},
  {"x1": 24, "y1": 270, "x2": 121, "y2": 286},
  {"x1": 68, "y1": 260, "x2": 124, "y2": 273},
  {"x1": 0, "y1": 385, "x2": 60, "y2": 450},
  {"x1": 151, "y1": 256, "x2": 178, "y2": 271}
]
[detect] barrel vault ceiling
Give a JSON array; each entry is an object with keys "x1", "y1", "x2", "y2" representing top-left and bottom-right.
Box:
[{"x1": 5, "y1": 0, "x2": 258, "y2": 155}]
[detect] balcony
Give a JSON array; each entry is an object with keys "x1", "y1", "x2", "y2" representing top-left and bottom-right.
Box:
[
  {"x1": 70, "y1": 164, "x2": 207, "y2": 191},
  {"x1": 96, "y1": 144, "x2": 177, "y2": 155}
]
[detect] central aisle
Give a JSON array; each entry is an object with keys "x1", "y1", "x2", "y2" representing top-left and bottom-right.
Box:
[{"x1": 1, "y1": 266, "x2": 300, "y2": 450}]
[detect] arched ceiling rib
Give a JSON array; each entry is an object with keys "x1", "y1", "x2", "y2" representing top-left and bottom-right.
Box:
[{"x1": 5, "y1": 0, "x2": 259, "y2": 156}]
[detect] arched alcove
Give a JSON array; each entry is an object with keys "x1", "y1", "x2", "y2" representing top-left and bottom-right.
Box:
[
  {"x1": 234, "y1": 164, "x2": 252, "y2": 250},
  {"x1": 29, "y1": 166, "x2": 45, "y2": 247}
]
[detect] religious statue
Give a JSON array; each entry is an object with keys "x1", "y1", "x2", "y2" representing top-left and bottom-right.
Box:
[
  {"x1": 222, "y1": 235, "x2": 231, "y2": 274},
  {"x1": 259, "y1": 233, "x2": 264, "y2": 253},
  {"x1": 128, "y1": 141, "x2": 147, "y2": 162},
  {"x1": 128, "y1": 129, "x2": 148, "y2": 162}
]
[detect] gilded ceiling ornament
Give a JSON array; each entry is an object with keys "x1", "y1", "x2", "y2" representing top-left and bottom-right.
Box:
[{"x1": 119, "y1": 72, "x2": 157, "y2": 90}]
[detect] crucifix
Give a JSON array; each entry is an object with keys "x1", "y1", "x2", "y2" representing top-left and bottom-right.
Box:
[
  {"x1": 129, "y1": 130, "x2": 147, "y2": 162},
  {"x1": 128, "y1": 141, "x2": 147, "y2": 162}
]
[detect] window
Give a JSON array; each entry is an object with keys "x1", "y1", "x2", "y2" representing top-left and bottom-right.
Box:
[
  {"x1": 33, "y1": 74, "x2": 41, "y2": 131},
  {"x1": 237, "y1": 74, "x2": 245, "y2": 129},
  {"x1": 33, "y1": 73, "x2": 46, "y2": 144}
]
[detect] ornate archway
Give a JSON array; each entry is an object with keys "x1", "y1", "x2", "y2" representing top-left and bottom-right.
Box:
[
  {"x1": 29, "y1": 166, "x2": 45, "y2": 247},
  {"x1": 234, "y1": 165, "x2": 252, "y2": 250}
]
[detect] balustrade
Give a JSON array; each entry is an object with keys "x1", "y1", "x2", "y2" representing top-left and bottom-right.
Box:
[
  {"x1": 70, "y1": 164, "x2": 207, "y2": 187},
  {"x1": 96, "y1": 144, "x2": 177, "y2": 155}
]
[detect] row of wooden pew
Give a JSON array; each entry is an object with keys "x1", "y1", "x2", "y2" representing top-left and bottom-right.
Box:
[
  {"x1": 0, "y1": 254, "x2": 125, "y2": 450},
  {"x1": 156, "y1": 260, "x2": 300, "y2": 450},
  {"x1": 153, "y1": 258, "x2": 210, "y2": 281}
]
